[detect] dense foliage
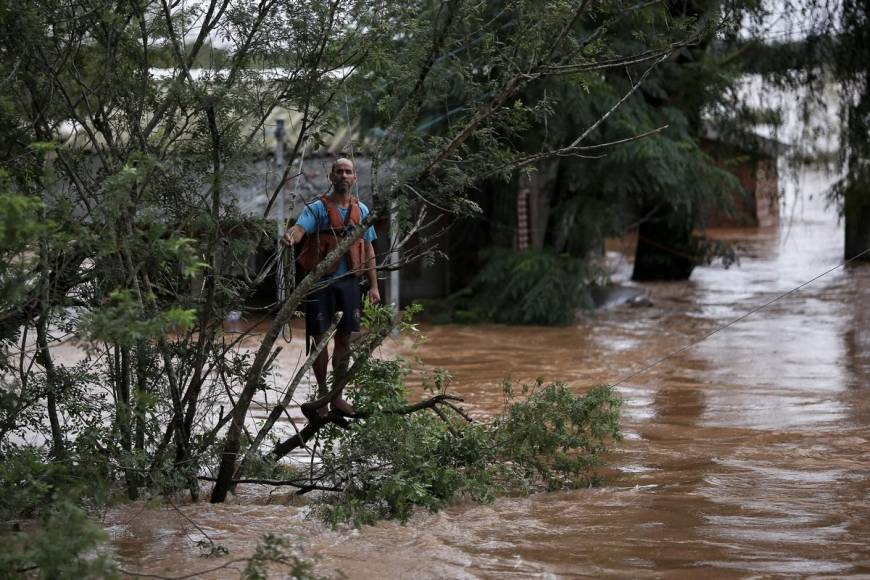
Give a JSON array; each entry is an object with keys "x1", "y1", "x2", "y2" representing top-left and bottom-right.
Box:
[
  {"x1": 354, "y1": 0, "x2": 755, "y2": 321},
  {"x1": 0, "y1": 449, "x2": 118, "y2": 579},
  {"x1": 0, "y1": 0, "x2": 796, "y2": 575},
  {"x1": 311, "y1": 358, "x2": 622, "y2": 525},
  {"x1": 0, "y1": 0, "x2": 696, "y2": 505},
  {"x1": 425, "y1": 248, "x2": 603, "y2": 325},
  {"x1": 0, "y1": 457, "x2": 328, "y2": 580}
]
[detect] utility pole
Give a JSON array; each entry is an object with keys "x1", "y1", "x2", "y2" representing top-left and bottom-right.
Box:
[
  {"x1": 389, "y1": 200, "x2": 400, "y2": 308},
  {"x1": 274, "y1": 120, "x2": 287, "y2": 302}
]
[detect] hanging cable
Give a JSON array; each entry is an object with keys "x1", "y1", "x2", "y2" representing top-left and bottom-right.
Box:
[{"x1": 279, "y1": 135, "x2": 309, "y2": 342}]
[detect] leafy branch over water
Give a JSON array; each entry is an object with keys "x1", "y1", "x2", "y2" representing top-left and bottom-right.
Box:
[
  {"x1": 1, "y1": 303, "x2": 621, "y2": 576},
  {"x1": 312, "y1": 371, "x2": 622, "y2": 526},
  {"x1": 245, "y1": 302, "x2": 623, "y2": 526}
]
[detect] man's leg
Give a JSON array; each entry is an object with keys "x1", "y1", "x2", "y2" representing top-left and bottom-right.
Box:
[
  {"x1": 327, "y1": 276, "x2": 362, "y2": 416},
  {"x1": 303, "y1": 271, "x2": 331, "y2": 419},
  {"x1": 330, "y1": 331, "x2": 355, "y2": 415},
  {"x1": 306, "y1": 332, "x2": 330, "y2": 417},
  {"x1": 311, "y1": 332, "x2": 330, "y2": 396}
]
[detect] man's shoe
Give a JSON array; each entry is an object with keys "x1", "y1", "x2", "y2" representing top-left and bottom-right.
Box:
[
  {"x1": 300, "y1": 402, "x2": 327, "y2": 422},
  {"x1": 329, "y1": 413, "x2": 352, "y2": 429},
  {"x1": 330, "y1": 399, "x2": 358, "y2": 419}
]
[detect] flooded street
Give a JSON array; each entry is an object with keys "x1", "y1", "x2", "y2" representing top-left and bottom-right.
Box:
[{"x1": 108, "y1": 166, "x2": 870, "y2": 578}]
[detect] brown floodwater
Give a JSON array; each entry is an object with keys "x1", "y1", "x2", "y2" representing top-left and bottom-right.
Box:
[{"x1": 107, "y1": 167, "x2": 870, "y2": 578}]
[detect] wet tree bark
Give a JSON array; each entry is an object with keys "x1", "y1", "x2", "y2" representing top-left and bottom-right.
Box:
[
  {"x1": 632, "y1": 204, "x2": 695, "y2": 281},
  {"x1": 269, "y1": 394, "x2": 466, "y2": 461},
  {"x1": 134, "y1": 345, "x2": 148, "y2": 453},
  {"x1": 35, "y1": 318, "x2": 65, "y2": 460},
  {"x1": 844, "y1": 86, "x2": 870, "y2": 261},
  {"x1": 631, "y1": 0, "x2": 709, "y2": 280},
  {"x1": 117, "y1": 345, "x2": 139, "y2": 499},
  {"x1": 845, "y1": 186, "x2": 870, "y2": 261},
  {"x1": 36, "y1": 219, "x2": 65, "y2": 460},
  {"x1": 489, "y1": 177, "x2": 519, "y2": 249},
  {"x1": 838, "y1": 0, "x2": 870, "y2": 261}
]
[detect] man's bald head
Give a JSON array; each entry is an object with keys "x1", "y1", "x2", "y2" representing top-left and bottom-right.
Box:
[
  {"x1": 330, "y1": 157, "x2": 357, "y2": 196},
  {"x1": 331, "y1": 158, "x2": 355, "y2": 174}
]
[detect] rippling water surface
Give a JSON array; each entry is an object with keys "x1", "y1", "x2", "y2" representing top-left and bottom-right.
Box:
[{"x1": 109, "y1": 167, "x2": 870, "y2": 578}]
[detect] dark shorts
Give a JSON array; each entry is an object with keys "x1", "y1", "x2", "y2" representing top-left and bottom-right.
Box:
[{"x1": 304, "y1": 275, "x2": 362, "y2": 339}]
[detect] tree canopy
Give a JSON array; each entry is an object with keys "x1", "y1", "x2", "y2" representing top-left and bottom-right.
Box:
[{"x1": 2, "y1": 0, "x2": 849, "y2": 574}]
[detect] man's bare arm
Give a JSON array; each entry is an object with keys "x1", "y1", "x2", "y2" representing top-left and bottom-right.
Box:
[{"x1": 282, "y1": 224, "x2": 306, "y2": 246}]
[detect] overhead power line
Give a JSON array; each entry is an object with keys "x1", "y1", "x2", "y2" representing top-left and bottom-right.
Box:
[{"x1": 604, "y1": 246, "x2": 870, "y2": 389}]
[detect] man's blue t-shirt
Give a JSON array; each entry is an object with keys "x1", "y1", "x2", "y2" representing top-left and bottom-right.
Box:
[{"x1": 295, "y1": 197, "x2": 377, "y2": 277}]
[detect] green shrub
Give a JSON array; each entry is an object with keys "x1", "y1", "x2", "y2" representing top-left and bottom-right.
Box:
[
  {"x1": 0, "y1": 449, "x2": 118, "y2": 579},
  {"x1": 312, "y1": 359, "x2": 621, "y2": 526},
  {"x1": 241, "y1": 534, "x2": 327, "y2": 580},
  {"x1": 425, "y1": 248, "x2": 603, "y2": 326},
  {"x1": 474, "y1": 248, "x2": 602, "y2": 325}
]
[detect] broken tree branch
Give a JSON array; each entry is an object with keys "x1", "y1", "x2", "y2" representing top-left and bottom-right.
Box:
[
  {"x1": 234, "y1": 312, "x2": 342, "y2": 478},
  {"x1": 270, "y1": 393, "x2": 467, "y2": 460}
]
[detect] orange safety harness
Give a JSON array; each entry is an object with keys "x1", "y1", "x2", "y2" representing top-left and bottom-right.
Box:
[{"x1": 296, "y1": 194, "x2": 365, "y2": 277}]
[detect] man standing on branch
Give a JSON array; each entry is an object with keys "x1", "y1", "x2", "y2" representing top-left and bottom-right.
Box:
[{"x1": 281, "y1": 158, "x2": 380, "y2": 419}]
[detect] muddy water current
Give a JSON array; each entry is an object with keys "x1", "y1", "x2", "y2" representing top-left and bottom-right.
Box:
[{"x1": 108, "y1": 168, "x2": 870, "y2": 578}]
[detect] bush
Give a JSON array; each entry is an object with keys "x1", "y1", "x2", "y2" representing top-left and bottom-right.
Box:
[
  {"x1": 425, "y1": 248, "x2": 603, "y2": 326},
  {"x1": 0, "y1": 449, "x2": 118, "y2": 579},
  {"x1": 0, "y1": 450, "x2": 327, "y2": 579},
  {"x1": 311, "y1": 358, "x2": 621, "y2": 526}
]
